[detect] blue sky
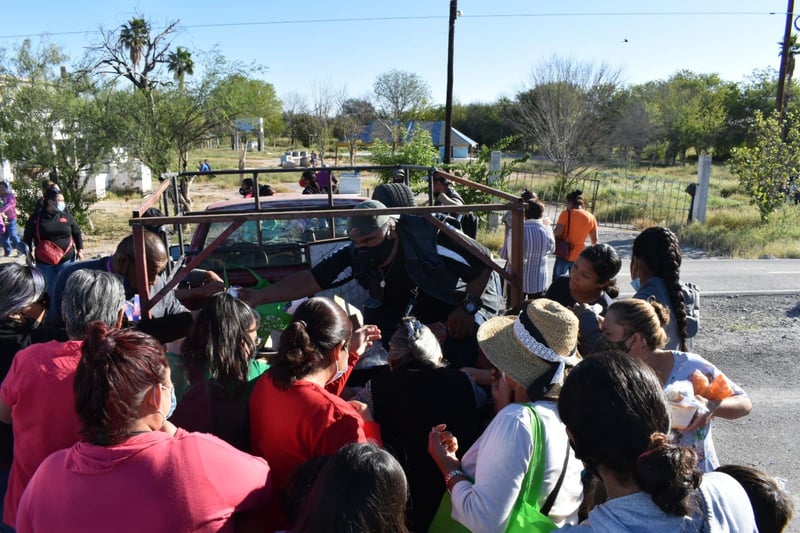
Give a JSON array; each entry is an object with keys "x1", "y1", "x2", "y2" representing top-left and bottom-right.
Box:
[{"x1": 0, "y1": 1, "x2": 790, "y2": 106}]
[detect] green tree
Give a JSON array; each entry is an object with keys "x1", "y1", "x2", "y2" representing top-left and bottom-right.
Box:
[
  {"x1": 167, "y1": 46, "x2": 194, "y2": 92},
  {"x1": 209, "y1": 74, "x2": 283, "y2": 141},
  {"x1": 0, "y1": 39, "x2": 114, "y2": 227},
  {"x1": 369, "y1": 126, "x2": 439, "y2": 183},
  {"x1": 730, "y1": 110, "x2": 800, "y2": 222},
  {"x1": 373, "y1": 69, "x2": 431, "y2": 121},
  {"x1": 644, "y1": 71, "x2": 732, "y2": 164},
  {"x1": 336, "y1": 97, "x2": 377, "y2": 165},
  {"x1": 453, "y1": 100, "x2": 517, "y2": 148},
  {"x1": 90, "y1": 18, "x2": 260, "y2": 191},
  {"x1": 91, "y1": 16, "x2": 179, "y2": 93},
  {"x1": 447, "y1": 136, "x2": 529, "y2": 208},
  {"x1": 609, "y1": 86, "x2": 660, "y2": 164},
  {"x1": 373, "y1": 70, "x2": 431, "y2": 147},
  {"x1": 281, "y1": 92, "x2": 308, "y2": 146}
]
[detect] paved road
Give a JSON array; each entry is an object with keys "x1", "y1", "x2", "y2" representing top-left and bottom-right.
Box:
[
  {"x1": 580, "y1": 227, "x2": 800, "y2": 296},
  {"x1": 620, "y1": 258, "x2": 800, "y2": 296}
]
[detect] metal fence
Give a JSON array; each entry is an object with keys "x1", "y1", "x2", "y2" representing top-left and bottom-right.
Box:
[{"x1": 498, "y1": 170, "x2": 694, "y2": 228}]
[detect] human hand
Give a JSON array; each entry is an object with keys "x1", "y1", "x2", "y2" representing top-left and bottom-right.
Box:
[
  {"x1": 427, "y1": 424, "x2": 460, "y2": 472},
  {"x1": 202, "y1": 280, "x2": 226, "y2": 296},
  {"x1": 683, "y1": 398, "x2": 720, "y2": 432},
  {"x1": 204, "y1": 270, "x2": 224, "y2": 284},
  {"x1": 461, "y1": 367, "x2": 493, "y2": 386},
  {"x1": 349, "y1": 324, "x2": 381, "y2": 357},
  {"x1": 348, "y1": 400, "x2": 374, "y2": 422},
  {"x1": 76, "y1": 249, "x2": 84, "y2": 260},
  {"x1": 237, "y1": 287, "x2": 261, "y2": 307},
  {"x1": 446, "y1": 307, "x2": 474, "y2": 340}
]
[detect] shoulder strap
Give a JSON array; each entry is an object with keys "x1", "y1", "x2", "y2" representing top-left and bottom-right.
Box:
[
  {"x1": 35, "y1": 209, "x2": 74, "y2": 254},
  {"x1": 566, "y1": 209, "x2": 571, "y2": 236},
  {"x1": 520, "y1": 404, "x2": 570, "y2": 516},
  {"x1": 540, "y1": 440, "x2": 570, "y2": 516},
  {"x1": 518, "y1": 405, "x2": 547, "y2": 508}
]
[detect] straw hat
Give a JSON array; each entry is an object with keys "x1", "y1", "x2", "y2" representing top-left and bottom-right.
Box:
[{"x1": 477, "y1": 298, "x2": 581, "y2": 399}]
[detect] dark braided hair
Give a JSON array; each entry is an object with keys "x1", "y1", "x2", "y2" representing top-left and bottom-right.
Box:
[{"x1": 632, "y1": 227, "x2": 688, "y2": 351}]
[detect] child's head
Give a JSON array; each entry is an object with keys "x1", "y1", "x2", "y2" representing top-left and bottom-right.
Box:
[
  {"x1": 570, "y1": 244, "x2": 622, "y2": 298},
  {"x1": 716, "y1": 464, "x2": 794, "y2": 532},
  {"x1": 294, "y1": 442, "x2": 409, "y2": 533}
]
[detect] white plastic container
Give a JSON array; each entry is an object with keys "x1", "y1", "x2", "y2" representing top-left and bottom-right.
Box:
[
  {"x1": 668, "y1": 402, "x2": 698, "y2": 431},
  {"x1": 337, "y1": 176, "x2": 362, "y2": 194}
]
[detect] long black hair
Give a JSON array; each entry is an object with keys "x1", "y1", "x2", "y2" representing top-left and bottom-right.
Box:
[
  {"x1": 559, "y1": 352, "x2": 702, "y2": 516},
  {"x1": 293, "y1": 442, "x2": 409, "y2": 533},
  {"x1": 180, "y1": 292, "x2": 258, "y2": 393},
  {"x1": 632, "y1": 227, "x2": 688, "y2": 351}
]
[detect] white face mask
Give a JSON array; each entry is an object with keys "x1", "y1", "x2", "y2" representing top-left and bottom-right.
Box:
[{"x1": 326, "y1": 354, "x2": 347, "y2": 385}]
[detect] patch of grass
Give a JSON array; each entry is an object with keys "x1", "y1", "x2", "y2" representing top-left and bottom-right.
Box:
[
  {"x1": 478, "y1": 227, "x2": 506, "y2": 254},
  {"x1": 680, "y1": 203, "x2": 800, "y2": 257}
]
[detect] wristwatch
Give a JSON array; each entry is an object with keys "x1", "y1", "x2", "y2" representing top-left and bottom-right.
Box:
[{"x1": 462, "y1": 294, "x2": 481, "y2": 314}]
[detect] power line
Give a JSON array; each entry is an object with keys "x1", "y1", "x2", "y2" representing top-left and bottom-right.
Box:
[{"x1": 0, "y1": 11, "x2": 781, "y2": 40}]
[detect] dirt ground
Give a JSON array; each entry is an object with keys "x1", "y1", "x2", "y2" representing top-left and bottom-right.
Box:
[{"x1": 696, "y1": 293, "x2": 800, "y2": 531}]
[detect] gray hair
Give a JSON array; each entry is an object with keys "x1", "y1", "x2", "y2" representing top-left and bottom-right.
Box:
[
  {"x1": 62, "y1": 270, "x2": 125, "y2": 339},
  {"x1": 387, "y1": 317, "x2": 443, "y2": 369},
  {"x1": 0, "y1": 264, "x2": 46, "y2": 319}
]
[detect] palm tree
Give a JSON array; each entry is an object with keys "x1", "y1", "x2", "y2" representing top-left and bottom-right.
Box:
[
  {"x1": 167, "y1": 47, "x2": 194, "y2": 92},
  {"x1": 118, "y1": 18, "x2": 150, "y2": 70}
]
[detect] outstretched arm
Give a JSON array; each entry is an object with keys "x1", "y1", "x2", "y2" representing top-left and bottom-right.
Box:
[{"x1": 239, "y1": 269, "x2": 322, "y2": 307}]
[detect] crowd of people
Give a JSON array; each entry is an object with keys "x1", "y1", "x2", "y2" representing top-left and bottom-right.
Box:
[{"x1": 0, "y1": 178, "x2": 793, "y2": 533}]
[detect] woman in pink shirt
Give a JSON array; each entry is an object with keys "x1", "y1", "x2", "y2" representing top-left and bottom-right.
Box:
[{"x1": 16, "y1": 323, "x2": 271, "y2": 533}]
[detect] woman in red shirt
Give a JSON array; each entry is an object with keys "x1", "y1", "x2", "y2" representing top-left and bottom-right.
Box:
[{"x1": 249, "y1": 297, "x2": 381, "y2": 530}]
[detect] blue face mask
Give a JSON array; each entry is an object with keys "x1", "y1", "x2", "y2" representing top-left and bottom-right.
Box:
[
  {"x1": 630, "y1": 277, "x2": 641, "y2": 292},
  {"x1": 56, "y1": 201, "x2": 66, "y2": 212},
  {"x1": 158, "y1": 384, "x2": 177, "y2": 420}
]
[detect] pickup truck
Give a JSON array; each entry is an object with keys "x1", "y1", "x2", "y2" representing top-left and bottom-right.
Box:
[{"x1": 185, "y1": 193, "x2": 370, "y2": 288}]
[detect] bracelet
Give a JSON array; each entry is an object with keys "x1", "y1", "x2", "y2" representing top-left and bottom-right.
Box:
[{"x1": 444, "y1": 469, "x2": 465, "y2": 487}]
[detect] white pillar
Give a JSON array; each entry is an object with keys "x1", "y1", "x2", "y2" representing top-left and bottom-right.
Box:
[
  {"x1": 693, "y1": 155, "x2": 711, "y2": 223},
  {"x1": 488, "y1": 151, "x2": 503, "y2": 230}
]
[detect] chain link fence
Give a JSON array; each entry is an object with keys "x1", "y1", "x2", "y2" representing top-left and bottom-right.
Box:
[{"x1": 498, "y1": 170, "x2": 694, "y2": 228}]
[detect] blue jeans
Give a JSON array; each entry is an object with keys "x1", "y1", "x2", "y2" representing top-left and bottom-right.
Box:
[
  {"x1": 36, "y1": 259, "x2": 75, "y2": 304},
  {"x1": 552, "y1": 257, "x2": 574, "y2": 279},
  {"x1": 1, "y1": 219, "x2": 21, "y2": 256}
]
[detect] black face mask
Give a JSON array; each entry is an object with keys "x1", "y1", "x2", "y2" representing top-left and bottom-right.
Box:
[
  {"x1": 599, "y1": 337, "x2": 630, "y2": 353},
  {"x1": 365, "y1": 235, "x2": 396, "y2": 265}
]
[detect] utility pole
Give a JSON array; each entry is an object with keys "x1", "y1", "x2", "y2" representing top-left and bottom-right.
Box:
[
  {"x1": 443, "y1": 0, "x2": 457, "y2": 164},
  {"x1": 777, "y1": 0, "x2": 795, "y2": 114}
]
